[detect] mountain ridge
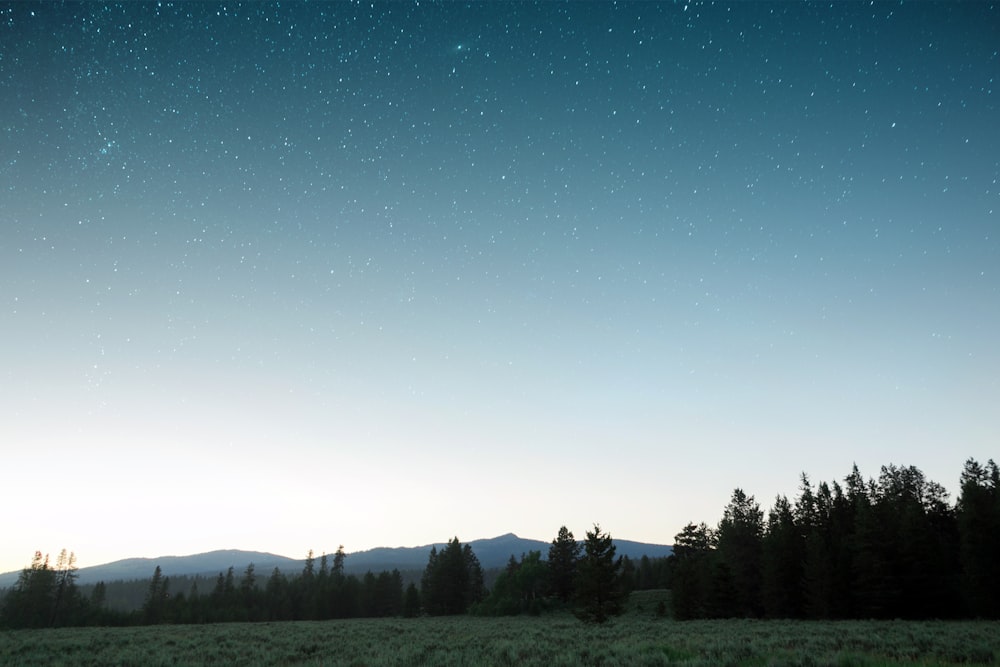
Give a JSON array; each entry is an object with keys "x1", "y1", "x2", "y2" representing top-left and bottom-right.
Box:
[{"x1": 0, "y1": 533, "x2": 672, "y2": 588}]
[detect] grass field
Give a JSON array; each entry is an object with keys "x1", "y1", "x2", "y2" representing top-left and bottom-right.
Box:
[{"x1": 1, "y1": 593, "x2": 997, "y2": 666}]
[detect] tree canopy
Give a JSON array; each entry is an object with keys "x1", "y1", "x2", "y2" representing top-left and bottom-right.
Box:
[{"x1": 669, "y1": 459, "x2": 1000, "y2": 620}]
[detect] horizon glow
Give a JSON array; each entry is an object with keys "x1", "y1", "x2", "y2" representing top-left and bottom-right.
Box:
[{"x1": 1, "y1": 2, "x2": 997, "y2": 575}]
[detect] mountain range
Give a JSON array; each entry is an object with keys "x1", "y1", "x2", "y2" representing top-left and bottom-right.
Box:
[{"x1": 0, "y1": 534, "x2": 672, "y2": 588}]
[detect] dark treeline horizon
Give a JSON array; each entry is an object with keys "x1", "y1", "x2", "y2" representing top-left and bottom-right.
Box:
[
  {"x1": 0, "y1": 525, "x2": 630, "y2": 627},
  {"x1": 671, "y1": 458, "x2": 1000, "y2": 620},
  {"x1": 2, "y1": 458, "x2": 997, "y2": 628}
]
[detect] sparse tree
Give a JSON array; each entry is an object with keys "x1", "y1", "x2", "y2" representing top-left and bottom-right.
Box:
[
  {"x1": 50, "y1": 549, "x2": 81, "y2": 627},
  {"x1": 333, "y1": 545, "x2": 346, "y2": 579},
  {"x1": 1, "y1": 552, "x2": 55, "y2": 628}
]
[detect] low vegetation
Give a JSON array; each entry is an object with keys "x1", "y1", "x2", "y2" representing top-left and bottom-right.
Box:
[{"x1": 0, "y1": 611, "x2": 997, "y2": 666}]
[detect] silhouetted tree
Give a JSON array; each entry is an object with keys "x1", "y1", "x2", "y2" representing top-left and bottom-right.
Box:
[
  {"x1": 716, "y1": 488, "x2": 764, "y2": 617},
  {"x1": 574, "y1": 524, "x2": 625, "y2": 623},
  {"x1": 420, "y1": 538, "x2": 483, "y2": 615},
  {"x1": 1, "y1": 552, "x2": 55, "y2": 628},
  {"x1": 333, "y1": 545, "x2": 346, "y2": 578},
  {"x1": 265, "y1": 567, "x2": 292, "y2": 621},
  {"x1": 239, "y1": 563, "x2": 261, "y2": 621},
  {"x1": 142, "y1": 566, "x2": 169, "y2": 624},
  {"x1": 799, "y1": 479, "x2": 839, "y2": 618},
  {"x1": 761, "y1": 495, "x2": 803, "y2": 618},
  {"x1": 403, "y1": 582, "x2": 421, "y2": 617},
  {"x1": 90, "y1": 581, "x2": 107, "y2": 610},
  {"x1": 669, "y1": 522, "x2": 714, "y2": 620},
  {"x1": 548, "y1": 526, "x2": 582, "y2": 603},
  {"x1": 477, "y1": 550, "x2": 549, "y2": 616},
  {"x1": 620, "y1": 555, "x2": 636, "y2": 597},
  {"x1": 958, "y1": 458, "x2": 1000, "y2": 617},
  {"x1": 873, "y1": 464, "x2": 958, "y2": 618},
  {"x1": 49, "y1": 549, "x2": 83, "y2": 627}
]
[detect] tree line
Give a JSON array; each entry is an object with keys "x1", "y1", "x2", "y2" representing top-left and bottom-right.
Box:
[
  {"x1": 9, "y1": 457, "x2": 991, "y2": 628},
  {"x1": 669, "y1": 458, "x2": 1000, "y2": 620},
  {"x1": 1, "y1": 525, "x2": 630, "y2": 628}
]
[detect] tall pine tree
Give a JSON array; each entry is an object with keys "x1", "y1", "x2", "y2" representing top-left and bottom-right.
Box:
[
  {"x1": 548, "y1": 526, "x2": 582, "y2": 603},
  {"x1": 420, "y1": 538, "x2": 483, "y2": 615},
  {"x1": 716, "y1": 488, "x2": 764, "y2": 617},
  {"x1": 573, "y1": 524, "x2": 625, "y2": 623}
]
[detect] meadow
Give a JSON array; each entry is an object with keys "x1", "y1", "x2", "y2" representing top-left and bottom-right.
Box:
[{"x1": 1, "y1": 593, "x2": 997, "y2": 666}]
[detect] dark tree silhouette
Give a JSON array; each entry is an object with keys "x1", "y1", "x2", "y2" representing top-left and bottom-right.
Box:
[
  {"x1": 548, "y1": 525, "x2": 582, "y2": 603},
  {"x1": 574, "y1": 524, "x2": 625, "y2": 623},
  {"x1": 142, "y1": 566, "x2": 169, "y2": 624},
  {"x1": 958, "y1": 458, "x2": 1000, "y2": 617},
  {"x1": 761, "y1": 495, "x2": 804, "y2": 618},
  {"x1": 669, "y1": 522, "x2": 714, "y2": 620},
  {"x1": 716, "y1": 488, "x2": 764, "y2": 617},
  {"x1": 420, "y1": 537, "x2": 484, "y2": 615}
]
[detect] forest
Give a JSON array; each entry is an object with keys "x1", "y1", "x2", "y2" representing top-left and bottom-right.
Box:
[
  {"x1": 0, "y1": 526, "x2": 627, "y2": 628},
  {"x1": 669, "y1": 458, "x2": 1000, "y2": 620},
  {"x1": 1, "y1": 457, "x2": 997, "y2": 630}
]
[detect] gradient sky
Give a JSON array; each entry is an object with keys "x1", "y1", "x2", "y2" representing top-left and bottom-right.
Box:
[{"x1": 1, "y1": 1, "x2": 997, "y2": 575}]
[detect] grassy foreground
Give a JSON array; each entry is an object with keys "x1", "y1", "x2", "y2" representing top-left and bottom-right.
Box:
[{"x1": 1, "y1": 597, "x2": 998, "y2": 667}]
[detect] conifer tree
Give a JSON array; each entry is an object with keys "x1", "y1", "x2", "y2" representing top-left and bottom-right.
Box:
[
  {"x1": 333, "y1": 545, "x2": 346, "y2": 579},
  {"x1": 573, "y1": 524, "x2": 625, "y2": 623},
  {"x1": 548, "y1": 526, "x2": 582, "y2": 603},
  {"x1": 403, "y1": 582, "x2": 421, "y2": 617},
  {"x1": 142, "y1": 566, "x2": 169, "y2": 624},
  {"x1": 670, "y1": 522, "x2": 714, "y2": 620},
  {"x1": 957, "y1": 458, "x2": 999, "y2": 617},
  {"x1": 0, "y1": 552, "x2": 55, "y2": 628},
  {"x1": 265, "y1": 567, "x2": 292, "y2": 621},
  {"x1": 50, "y1": 549, "x2": 81, "y2": 627},
  {"x1": 716, "y1": 488, "x2": 764, "y2": 617},
  {"x1": 420, "y1": 538, "x2": 484, "y2": 615},
  {"x1": 762, "y1": 495, "x2": 803, "y2": 618}
]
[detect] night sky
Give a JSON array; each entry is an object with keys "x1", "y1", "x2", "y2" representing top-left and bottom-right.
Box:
[{"x1": 2, "y1": 1, "x2": 998, "y2": 573}]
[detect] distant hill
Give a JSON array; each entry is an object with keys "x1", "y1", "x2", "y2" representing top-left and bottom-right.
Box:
[
  {"x1": 343, "y1": 533, "x2": 553, "y2": 574},
  {"x1": 0, "y1": 534, "x2": 672, "y2": 588},
  {"x1": 329, "y1": 533, "x2": 672, "y2": 576},
  {"x1": 0, "y1": 550, "x2": 299, "y2": 588}
]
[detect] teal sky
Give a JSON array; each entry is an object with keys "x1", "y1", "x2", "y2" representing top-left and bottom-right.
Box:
[{"x1": 1, "y1": 1, "x2": 997, "y2": 574}]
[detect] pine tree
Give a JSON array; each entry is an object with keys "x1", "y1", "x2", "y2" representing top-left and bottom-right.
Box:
[
  {"x1": 761, "y1": 495, "x2": 804, "y2": 618},
  {"x1": 716, "y1": 488, "x2": 764, "y2": 617},
  {"x1": 403, "y1": 582, "x2": 421, "y2": 617},
  {"x1": 265, "y1": 567, "x2": 292, "y2": 621},
  {"x1": 669, "y1": 522, "x2": 714, "y2": 620},
  {"x1": 548, "y1": 526, "x2": 582, "y2": 603},
  {"x1": 142, "y1": 566, "x2": 169, "y2": 624},
  {"x1": 478, "y1": 550, "x2": 549, "y2": 616},
  {"x1": 50, "y1": 549, "x2": 81, "y2": 627},
  {"x1": 573, "y1": 524, "x2": 625, "y2": 623},
  {"x1": 420, "y1": 538, "x2": 484, "y2": 615},
  {"x1": 420, "y1": 546, "x2": 440, "y2": 613},
  {"x1": 0, "y1": 552, "x2": 56, "y2": 628},
  {"x1": 957, "y1": 458, "x2": 1000, "y2": 617},
  {"x1": 800, "y1": 479, "x2": 837, "y2": 618},
  {"x1": 333, "y1": 545, "x2": 346, "y2": 579},
  {"x1": 90, "y1": 581, "x2": 107, "y2": 610},
  {"x1": 239, "y1": 563, "x2": 259, "y2": 621}
]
